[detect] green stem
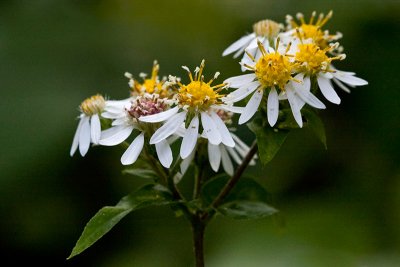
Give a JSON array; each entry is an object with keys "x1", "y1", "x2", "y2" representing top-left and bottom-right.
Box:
[
  {"x1": 202, "y1": 141, "x2": 258, "y2": 221},
  {"x1": 191, "y1": 216, "x2": 205, "y2": 267},
  {"x1": 193, "y1": 164, "x2": 203, "y2": 199}
]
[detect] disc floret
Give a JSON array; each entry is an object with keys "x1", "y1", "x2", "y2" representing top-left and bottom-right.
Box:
[
  {"x1": 176, "y1": 60, "x2": 226, "y2": 111},
  {"x1": 80, "y1": 94, "x2": 106, "y2": 116}
]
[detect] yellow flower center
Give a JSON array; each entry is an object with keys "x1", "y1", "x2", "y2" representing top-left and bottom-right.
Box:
[
  {"x1": 253, "y1": 19, "x2": 281, "y2": 38},
  {"x1": 298, "y1": 24, "x2": 326, "y2": 47},
  {"x1": 80, "y1": 94, "x2": 105, "y2": 116},
  {"x1": 295, "y1": 43, "x2": 329, "y2": 74},
  {"x1": 295, "y1": 43, "x2": 343, "y2": 75},
  {"x1": 130, "y1": 61, "x2": 170, "y2": 98},
  {"x1": 255, "y1": 52, "x2": 294, "y2": 90},
  {"x1": 179, "y1": 81, "x2": 219, "y2": 109},
  {"x1": 288, "y1": 11, "x2": 337, "y2": 49},
  {"x1": 176, "y1": 60, "x2": 225, "y2": 111}
]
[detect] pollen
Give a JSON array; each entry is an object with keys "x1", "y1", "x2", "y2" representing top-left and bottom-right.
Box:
[
  {"x1": 80, "y1": 94, "x2": 106, "y2": 116},
  {"x1": 253, "y1": 19, "x2": 282, "y2": 39},
  {"x1": 177, "y1": 60, "x2": 226, "y2": 111},
  {"x1": 253, "y1": 40, "x2": 295, "y2": 91}
]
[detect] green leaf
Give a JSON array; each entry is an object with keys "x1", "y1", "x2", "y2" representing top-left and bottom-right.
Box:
[
  {"x1": 219, "y1": 200, "x2": 278, "y2": 219},
  {"x1": 122, "y1": 168, "x2": 158, "y2": 180},
  {"x1": 247, "y1": 117, "x2": 289, "y2": 165},
  {"x1": 67, "y1": 184, "x2": 173, "y2": 259},
  {"x1": 302, "y1": 109, "x2": 327, "y2": 149},
  {"x1": 201, "y1": 176, "x2": 278, "y2": 219}
]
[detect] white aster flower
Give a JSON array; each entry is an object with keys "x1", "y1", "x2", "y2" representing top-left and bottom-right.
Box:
[
  {"x1": 125, "y1": 60, "x2": 172, "y2": 98},
  {"x1": 283, "y1": 11, "x2": 343, "y2": 51},
  {"x1": 70, "y1": 94, "x2": 106, "y2": 157},
  {"x1": 224, "y1": 39, "x2": 326, "y2": 128},
  {"x1": 292, "y1": 38, "x2": 368, "y2": 104},
  {"x1": 139, "y1": 60, "x2": 241, "y2": 159},
  {"x1": 223, "y1": 19, "x2": 283, "y2": 59},
  {"x1": 99, "y1": 94, "x2": 174, "y2": 168}
]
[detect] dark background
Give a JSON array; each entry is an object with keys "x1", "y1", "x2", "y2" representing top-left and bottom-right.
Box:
[{"x1": 1, "y1": 0, "x2": 399, "y2": 266}]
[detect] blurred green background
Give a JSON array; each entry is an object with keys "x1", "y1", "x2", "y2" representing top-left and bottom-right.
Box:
[{"x1": 1, "y1": 0, "x2": 399, "y2": 266}]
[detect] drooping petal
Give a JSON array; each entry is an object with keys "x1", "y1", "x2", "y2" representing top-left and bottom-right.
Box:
[
  {"x1": 99, "y1": 125, "x2": 134, "y2": 146},
  {"x1": 332, "y1": 78, "x2": 351, "y2": 93},
  {"x1": 208, "y1": 142, "x2": 222, "y2": 172},
  {"x1": 222, "y1": 33, "x2": 255, "y2": 57},
  {"x1": 121, "y1": 133, "x2": 144, "y2": 165},
  {"x1": 238, "y1": 89, "x2": 263, "y2": 125},
  {"x1": 156, "y1": 139, "x2": 173, "y2": 168},
  {"x1": 333, "y1": 71, "x2": 368, "y2": 86},
  {"x1": 150, "y1": 111, "x2": 187, "y2": 144},
  {"x1": 70, "y1": 116, "x2": 84, "y2": 156},
  {"x1": 201, "y1": 112, "x2": 222, "y2": 145},
  {"x1": 226, "y1": 146, "x2": 242, "y2": 165},
  {"x1": 180, "y1": 116, "x2": 199, "y2": 159},
  {"x1": 90, "y1": 114, "x2": 101, "y2": 144},
  {"x1": 210, "y1": 111, "x2": 235, "y2": 147},
  {"x1": 220, "y1": 145, "x2": 234, "y2": 176},
  {"x1": 213, "y1": 104, "x2": 244, "y2": 114},
  {"x1": 223, "y1": 74, "x2": 257, "y2": 88},
  {"x1": 79, "y1": 116, "x2": 91, "y2": 156},
  {"x1": 292, "y1": 76, "x2": 326, "y2": 109},
  {"x1": 318, "y1": 76, "x2": 341, "y2": 104},
  {"x1": 286, "y1": 86, "x2": 303, "y2": 128},
  {"x1": 139, "y1": 106, "x2": 179, "y2": 123},
  {"x1": 267, "y1": 87, "x2": 279, "y2": 126},
  {"x1": 224, "y1": 81, "x2": 260, "y2": 103},
  {"x1": 180, "y1": 149, "x2": 195, "y2": 175}
]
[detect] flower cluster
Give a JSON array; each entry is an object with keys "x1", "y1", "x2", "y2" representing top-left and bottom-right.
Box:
[
  {"x1": 223, "y1": 10, "x2": 367, "y2": 127},
  {"x1": 70, "y1": 60, "x2": 251, "y2": 175},
  {"x1": 70, "y1": 10, "x2": 367, "y2": 178}
]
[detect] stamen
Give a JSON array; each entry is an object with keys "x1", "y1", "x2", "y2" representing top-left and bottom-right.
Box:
[{"x1": 309, "y1": 11, "x2": 316, "y2": 24}]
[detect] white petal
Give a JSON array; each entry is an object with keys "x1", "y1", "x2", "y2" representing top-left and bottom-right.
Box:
[
  {"x1": 139, "y1": 106, "x2": 179, "y2": 123},
  {"x1": 292, "y1": 77, "x2": 326, "y2": 109},
  {"x1": 79, "y1": 116, "x2": 91, "y2": 156},
  {"x1": 180, "y1": 149, "x2": 195, "y2": 175},
  {"x1": 156, "y1": 139, "x2": 173, "y2": 168},
  {"x1": 222, "y1": 34, "x2": 255, "y2": 57},
  {"x1": 223, "y1": 74, "x2": 256, "y2": 88},
  {"x1": 101, "y1": 111, "x2": 125, "y2": 119},
  {"x1": 210, "y1": 111, "x2": 235, "y2": 147},
  {"x1": 180, "y1": 116, "x2": 199, "y2": 159},
  {"x1": 226, "y1": 146, "x2": 242, "y2": 165},
  {"x1": 70, "y1": 116, "x2": 84, "y2": 156},
  {"x1": 286, "y1": 86, "x2": 303, "y2": 128},
  {"x1": 121, "y1": 133, "x2": 144, "y2": 165},
  {"x1": 99, "y1": 125, "x2": 134, "y2": 146},
  {"x1": 90, "y1": 114, "x2": 101, "y2": 144},
  {"x1": 238, "y1": 89, "x2": 263, "y2": 125},
  {"x1": 111, "y1": 117, "x2": 127, "y2": 126},
  {"x1": 224, "y1": 81, "x2": 260, "y2": 103},
  {"x1": 150, "y1": 111, "x2": 187, "y2": 144},
  {"x1": 220, "y1": 145, "x2": 234, "y2": 176},
  {"x1": 318, "y1": 76, "x2": 341, "y2": 104},
  {"x1": 208, "y1": 142, "x2": 221, "y2": 172},
  {"x1": 333, "y1": 78, "x2": 351, "y2": 93},
  {"x1": 214, "y1": 104, "x2": 244, "y2": 114},
  {"x1": 267, "y1": 87, "x2": 279, "y2": 126},
  {"x1": 201, "y1": 112, "x2": 222, "y2": 145},
  {"x1": 333, "y1": 71, "x2": 368, "y2": 86}
]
